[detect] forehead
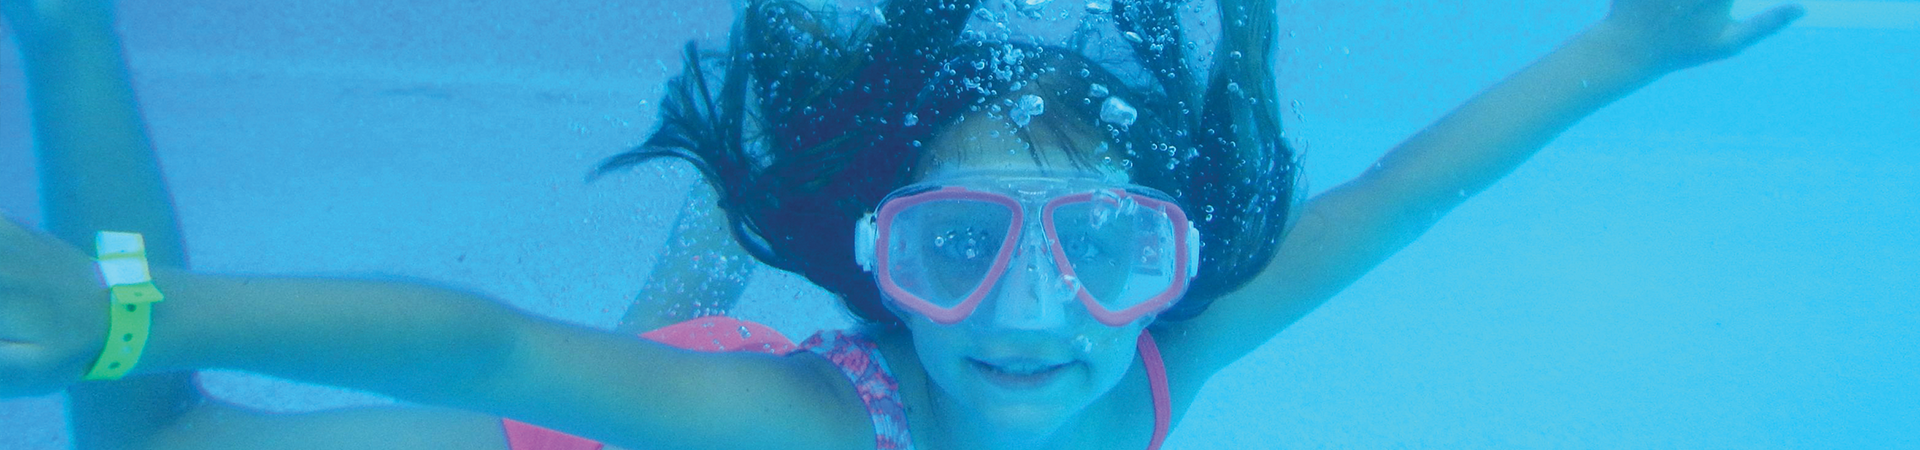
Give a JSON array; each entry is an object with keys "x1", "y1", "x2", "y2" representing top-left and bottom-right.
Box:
[{"x1": 919, "y1": 113, "x2": 1126, "y2": 183}]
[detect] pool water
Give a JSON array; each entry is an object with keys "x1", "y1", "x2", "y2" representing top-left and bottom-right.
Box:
[{"x1": 2, "y1": 1, "x2": 1914, "y2": 448}]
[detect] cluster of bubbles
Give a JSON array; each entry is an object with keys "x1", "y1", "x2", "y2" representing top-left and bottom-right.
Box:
[
  {"x1": 1010, "y1": 0, "x2": 1122, "y2": 19},
  {"x1": 933, "y1": 226, "x2": 998, "y2": 261},
  {"x1": 929, "y1": 0, "x2": 1159, "y2": 135},
  {"x1": 1082, "y1": 80, "x2": 1138, "y2": 129},
  {"x1": 1084, "y1": 188, "x2": 1141, "y2": 230},
  {"x1": 656, "y1": 298, "x2": 731, "y2": 321}
]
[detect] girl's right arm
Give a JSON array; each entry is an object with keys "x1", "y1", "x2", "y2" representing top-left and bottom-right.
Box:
[
  {"x1": 3, "y1": 2, "x2": 206, "y2": 448},
  {"x1": 3, "y1": 2, "x2": 849, "y2": 448},
  {"x1": 4, "y1": 2, "x2": 524, "y2": 448},
  {"x1": 0, "y1": 220, "x2": 872, "y2": 450}
]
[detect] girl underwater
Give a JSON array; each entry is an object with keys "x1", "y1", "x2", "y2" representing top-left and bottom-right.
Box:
[{"x1": 0, "y1": 0, "x2": 1805, "y2": 449}]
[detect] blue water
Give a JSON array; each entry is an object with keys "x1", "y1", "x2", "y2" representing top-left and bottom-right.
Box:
[{"x1": 2, "y1": 1, "x2": 1914, "y2": 448}]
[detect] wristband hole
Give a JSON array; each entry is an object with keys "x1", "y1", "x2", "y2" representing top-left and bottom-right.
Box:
[
  {"x1": 109, "y1": 362, "x2": 122, "y2": 369},
  {"x1": 125, "y1": 304, "x2": 138, "y2": 312},
  {"x1": 122, "y1": 333, "x2": 134, "y2": 342}
]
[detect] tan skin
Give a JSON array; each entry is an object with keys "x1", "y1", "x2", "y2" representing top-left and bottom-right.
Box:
[
  {"x1": 1, "y1": 0, "x2": 1804, "y2": 449},
  {"x1": 867, "y1": 114, "x2": 1162, "y2": 449},
  {"x1": 0, "y1": 1, "x2": 750, "y2": 449}
]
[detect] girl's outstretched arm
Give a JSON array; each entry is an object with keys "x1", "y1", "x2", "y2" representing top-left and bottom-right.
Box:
[
  {"x1": 1, "y1": 2, "x2": 783, "y2": 449},
  {"x1": 1323, "y1": 0, "x2": 1806, "y2": 232},
  {"x1": 0, "y1": 219, "x2": 870, "y2": 449},
  {"x1": 4, "y1": 1, "x2": 207, "y2": 448},
  {"x1": 1162, "y1": 0, "x2": 1805, "y2": 375},
  {"x1": 4, "y1": 0, "x2": 183, "y2": 257}
]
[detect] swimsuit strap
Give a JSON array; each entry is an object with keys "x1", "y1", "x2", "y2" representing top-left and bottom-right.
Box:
[
  {"x1": 1137, "y1": 330, "x2": 1171, "y2": 450},
  {"x1": 800, "y1": 330, "x2": 917, "y2": 450},
  {"x1": 502, "y1": 419, "x2": 603, "y2": 450}
]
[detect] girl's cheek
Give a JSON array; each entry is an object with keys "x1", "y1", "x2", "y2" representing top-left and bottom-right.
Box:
[
  {"x1": 1074, "y1": 325, "x2": 1143, "y2": 368},
  {"x1": 1070, "y1": 331, "x2": 1126, "y2": 357}
]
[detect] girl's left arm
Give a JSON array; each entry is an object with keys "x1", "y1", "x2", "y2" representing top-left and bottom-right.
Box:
[{"x1": 1164, "y1": 1, "x2": 1805, "y2": 374}]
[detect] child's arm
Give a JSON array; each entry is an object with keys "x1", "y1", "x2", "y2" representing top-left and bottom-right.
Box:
[
  {"x1": 1, "y1": 2, "x2": 808, "y2": 448},
  {"x1": 6, "y1": 4, "x2": 504, "y2": 448},
  {"x1": 1162, "y1": 0, "x2": 1805, "y2": 374},
  {"x1": 6, "y1": 0, "x2": 183, "y2": 254},
  {"x1": 4, "y1": 2, "x2": 215, "y2": 448},
  {"x1": 8, "y1": 5, "x2": 487, "y2": 450},
  {"x1": 0, "y1": 226, "x2": 871, "y2": 449}
]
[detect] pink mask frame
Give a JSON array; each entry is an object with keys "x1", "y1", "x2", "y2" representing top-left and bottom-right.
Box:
[{"x1": 857, "y1": 182, "x2": 1199, "y2": 327}]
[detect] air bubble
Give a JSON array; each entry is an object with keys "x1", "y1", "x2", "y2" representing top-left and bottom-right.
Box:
[
  {"x1": 1088, "y1": 191, "x2": 1120, "y2": 229},
  {"x1": 1010, "y1": 94, "x2": 1046, "y2": 128},
  {"x1": 1099, "y1": 97, "x2": 1137, "y2": 128}
]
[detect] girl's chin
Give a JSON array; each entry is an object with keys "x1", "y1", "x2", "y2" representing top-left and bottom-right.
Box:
[{"x1": 971, "y1": 402, "x2": 1077, "y2": 436}]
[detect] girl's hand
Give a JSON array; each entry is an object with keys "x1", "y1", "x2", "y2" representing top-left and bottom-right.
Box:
[
  {"x1": 1600, "y1": 0, "x2": 1805, "y2": 72},
  {"x1": 1, "y1": 0, "x2": 116, "y2": 43},
  {"x1": 0, "y1": 217, "x2": 109, "y2": 398}
]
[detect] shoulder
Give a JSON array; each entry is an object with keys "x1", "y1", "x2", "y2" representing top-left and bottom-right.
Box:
[
  {"x1": 1138, "y1": 325, "x2": 1218, "y2": 422},
  {"x1": 502, "y1": 321, "x2": 879, "y2": 450},
  {"x1": 655, "y1": 336, "x2": 884, "y2": 450},
  {"x1": 1143, "y1": 290, "x2": 1307, "y2": 415}
]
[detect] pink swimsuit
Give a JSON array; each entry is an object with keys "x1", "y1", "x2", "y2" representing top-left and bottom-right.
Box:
[{"x1": 501, "y1": 316, "x2": 1172, "y2": 450}]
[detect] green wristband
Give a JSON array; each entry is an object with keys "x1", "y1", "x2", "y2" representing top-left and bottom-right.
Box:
[{"x1": 84, "y1": 232, "x2": 165, "y2": 381}]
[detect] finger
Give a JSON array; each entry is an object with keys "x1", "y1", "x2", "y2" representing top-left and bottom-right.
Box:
[{"x1": 1725, "y1": 4, "x2": 1806, "y2": 51}]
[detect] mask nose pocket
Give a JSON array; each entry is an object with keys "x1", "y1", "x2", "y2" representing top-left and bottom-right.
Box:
[{"x1": 988, "y1": 225, "x2": 1076, "y2": 329}]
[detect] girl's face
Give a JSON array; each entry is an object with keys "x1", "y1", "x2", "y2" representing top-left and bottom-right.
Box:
[{"x1": 897, "y1": 113, "x2": 1153, "y2": 435}]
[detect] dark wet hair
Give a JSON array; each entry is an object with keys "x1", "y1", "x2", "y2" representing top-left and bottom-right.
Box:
[{"x1": 595, "y1": 0, "x2": 1299, "y2": 327}]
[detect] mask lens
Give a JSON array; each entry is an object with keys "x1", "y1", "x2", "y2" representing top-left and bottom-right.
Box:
[
  {"x1": 1049, "y1": 194, "x2": 1179, "y2": 311},
  {"x1": 885, "y1": 199, "x2": 1015, "y2": 309}
]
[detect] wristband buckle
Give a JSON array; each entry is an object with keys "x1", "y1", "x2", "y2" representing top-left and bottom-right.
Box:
[{"x1": 85, "y1": 231, "x2": 165, "y2": 380}]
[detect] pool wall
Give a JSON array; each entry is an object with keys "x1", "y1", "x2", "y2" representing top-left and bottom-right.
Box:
[{"x1": 3, "y1": 1, "x2": 1914, "y2": 448}]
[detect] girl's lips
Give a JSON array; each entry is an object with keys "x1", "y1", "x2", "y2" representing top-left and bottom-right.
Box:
[{"x1": 971, "y1": 359, "x2": 1072, "y2": 389}]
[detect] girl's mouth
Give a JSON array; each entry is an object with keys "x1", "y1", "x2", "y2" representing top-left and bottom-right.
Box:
[{"x1": 971, "y1": 359, "x2": 1072, "y2": 389}]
